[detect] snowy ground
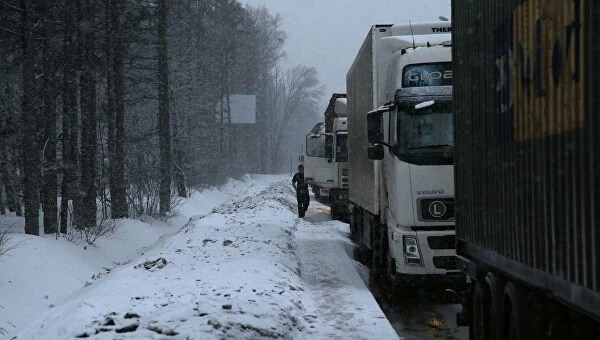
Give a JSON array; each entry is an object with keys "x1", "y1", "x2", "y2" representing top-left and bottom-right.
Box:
[{"x1": 1, "y1": 175, "x2": 398, "y2": 339}]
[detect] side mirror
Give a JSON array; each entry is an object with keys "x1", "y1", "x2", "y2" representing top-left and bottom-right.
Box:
[
  {"x1": 367, "y1": 111, "x2": 383, "y2": 144},
  {"x1": 368, "y1": 144, "x2": 384, "y2": 160}
]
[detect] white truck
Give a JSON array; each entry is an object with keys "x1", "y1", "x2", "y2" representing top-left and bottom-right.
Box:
[
  {"x1": 347, "y1": 22, "x2": 461, "y2": 284},
  {"x1": 303, "y1": 94, "x2": 349, "y2": 219}
]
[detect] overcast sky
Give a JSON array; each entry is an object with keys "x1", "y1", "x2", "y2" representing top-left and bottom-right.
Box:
[{"x1": 238, "y1": 0, "x2": 451, "y2": 104}]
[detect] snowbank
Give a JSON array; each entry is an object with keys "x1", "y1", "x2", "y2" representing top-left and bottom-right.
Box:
[
  {"x1": 5, "y1": 175, "x2": 398, "y2": 339},
  {"x1": 0, "y1": 175, "x2": 267, "y2": 338}
]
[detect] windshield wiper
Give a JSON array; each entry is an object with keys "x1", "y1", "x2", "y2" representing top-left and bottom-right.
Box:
[{"x1": 405, "y1": 144, "x2": 454, "y2": 151}]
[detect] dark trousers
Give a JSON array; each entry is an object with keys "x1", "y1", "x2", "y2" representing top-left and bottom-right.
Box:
[{"x1": 297, "y1": 194, "x2": 309, "y2": 217}]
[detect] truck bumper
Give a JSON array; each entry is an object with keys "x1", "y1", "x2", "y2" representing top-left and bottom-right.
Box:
[
  {"x1": 391, "y1": 272, "x2": 467, "y2": 288},
  {"x1": 390, "y1": 228, "x2": 460, "y2": 277}
]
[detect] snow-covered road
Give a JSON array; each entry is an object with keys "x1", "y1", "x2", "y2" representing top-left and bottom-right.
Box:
[
  {"x1": 14, "y1": 175, "x2": 398, "y2": 339},
  {"x1": 296, "y1": 210, "x2": 392, "y2": 337}
]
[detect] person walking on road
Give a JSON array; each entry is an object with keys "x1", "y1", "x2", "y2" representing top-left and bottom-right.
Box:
[{"x1": 292, "y1": 165, "x2": 310, "y2": 217}]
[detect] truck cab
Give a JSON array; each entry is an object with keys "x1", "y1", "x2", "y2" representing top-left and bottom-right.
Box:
[
  {"x1": 371, "y1": 42, "x2": 460, "y2": 275},
  {"x1": 372, "y1": 45, "x2": 456, "y2": 277},
  {"x1": 303, "y1": 96, "x2": 350, "y2": 218},
  {"x1": 348, "y1": 22, "x2": 460, "y2": 283}
]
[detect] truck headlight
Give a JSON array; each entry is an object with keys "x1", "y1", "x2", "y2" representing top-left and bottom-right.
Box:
[{"x1": 403, "y1": 236, "x2": 423, "y2": 266}]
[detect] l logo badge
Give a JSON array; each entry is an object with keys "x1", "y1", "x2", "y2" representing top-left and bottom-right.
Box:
[{"x1": 429, "y1": 201, "x2": 447, "y2": 218}]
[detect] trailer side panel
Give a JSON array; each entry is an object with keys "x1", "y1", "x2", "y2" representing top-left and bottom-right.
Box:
[{"x1": 453, "y1": 0, "x2": 599, "y2": 319}]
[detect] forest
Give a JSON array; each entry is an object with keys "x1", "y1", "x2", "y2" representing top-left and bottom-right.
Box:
[{"x1": 0, "y1": 0, "x2": 323, "y2": 237}]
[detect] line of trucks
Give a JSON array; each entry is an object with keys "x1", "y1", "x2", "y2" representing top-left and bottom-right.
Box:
[
  {"x1": 303, "y1": 93, "x2": 349, "y2": 220},
  {"x1": 301, "y1": 1, "x2": 599, "y2": 337}
]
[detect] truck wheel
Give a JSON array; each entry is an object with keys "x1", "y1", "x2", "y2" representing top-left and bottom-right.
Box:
[
  {"x1": 502, "y1": 281, "x2": 530, "y2": 340},
  {"x1": 385, "y1": 255, "x2": 395, "y2": 282},
  {"x1": 353, "y1": 246, "x2": 368, "y2": 265},
  {"x1": 380, "y1": 241, "x2": 402, "y2": 291},
  {"x1": 349, "y1": 207, "x2": 356, "y2": 238},
  {"x1": 485, "y1": 272, "x2": 505, "y2": 340},
  {"x1": 371, "y1": 224, "x2": 387, "y2": 280},
  {"x1": 349, "y1": 206, "x2": 361, "y2": 241},
  {"x1": 472, "y1": 280, "x2": 491, "y2": 340}
]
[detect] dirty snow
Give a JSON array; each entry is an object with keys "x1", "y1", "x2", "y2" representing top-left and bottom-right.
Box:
[{"x1": 2, "y1": 175, "x2": 398, "y2": 339}]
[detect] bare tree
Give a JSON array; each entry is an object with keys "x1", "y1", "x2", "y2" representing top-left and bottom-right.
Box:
[
  {"x1": 157, "y1": 0, "x2": 171, "y2": 216},
  {"x1": 40, "y1": 0, "x2": 59, "y2": 234},
  {"x1": 0, "y1": 85, "x2": 20, "y2": 216},
  {"x1": 106, "y1": 0, "x2": 128, "y2": 218},
  {"x1": 0, "y1": 0, "x2": 321, "y2": 232},
  {"x1": 77, "y1": 0, "x2": 98, "y2": 229},
  {"x1": 0, "y1": 221, "x2": 21, "y2": 258},
  {"x1": 20, "y1": 0, "x2": 40, "y2": 235},
  {"x1": 269, "y1": 65, "x2": 323, "y2": 171},
  {"x1": 60, "y1": 0, "x2": 81, "y2": 233}
]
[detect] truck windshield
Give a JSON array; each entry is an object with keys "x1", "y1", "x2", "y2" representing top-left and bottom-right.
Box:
[
  {"x1": 395, "y1": 100, "x2": 453, "y2": 165},
  {"x1": 305, "y1": 134, "x2": 333, "y2": 158},
  {"x1": 402, "y1": 62, "x2": 452, "y2": 88},
  {"x1": 335, "y1": 133, "x2": 348, "y2": 162}
]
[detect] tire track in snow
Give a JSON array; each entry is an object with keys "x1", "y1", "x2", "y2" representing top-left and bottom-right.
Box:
[{"x1": 294, "y1": 202, "x2": 399, "y2": 339}]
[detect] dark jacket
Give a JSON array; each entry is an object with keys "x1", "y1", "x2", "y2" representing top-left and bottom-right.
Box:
[{"x1": 292, "y1": 172, "x2": 309, "y2": 196}]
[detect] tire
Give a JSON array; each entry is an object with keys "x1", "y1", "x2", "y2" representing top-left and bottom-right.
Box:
[
  {"x1": 502, "y1": 281, "x2": 531, "y2": 340},
  {"x1": 382, "y1": 232, "x2": 395, "y2": 284},
  {"x1": 485, "y1": 272, "x2": 505, "y2": 340},
  {"x1": 471, "y1": 280, "x2": 491, "y2": 340},
  {"x1": 349, "y1": 206, "x2": 359, "y2": 240},
  {"x1": 370, "y1": 224, "x2": 388, "y2": 280},
  {"x1": 353, "y1": 245, "x2": 369, "y2": 265}
]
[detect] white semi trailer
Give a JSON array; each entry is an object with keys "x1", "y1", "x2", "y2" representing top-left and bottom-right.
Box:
[
  {"x1": 304, "y1": 94, "x2": 349, "y2": 219},
  {"x1": 347, "y1": 22, "x2": 462, "y2": 284}
]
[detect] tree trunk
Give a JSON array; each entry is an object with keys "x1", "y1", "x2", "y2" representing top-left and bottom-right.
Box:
[
  {"x1": 60, "y1": 0, "x2": 79, "y2": 233},
  {"x1": 0, "y1": 88, "x2": 7, "y2": 215},
  {"x1": 0, "y1": 174, "x2": 5, "y2": 215},
  {"x1": 21, "y1": 0, "x2": 40, "y2": 235},
  {"x1": 107, "y1": 0, "x2": 128, "y2": 218},
  {"x1": 5, "y1": 86, "x2": 20, "y2": 215},
  {"x1": 5, "y1": 178, "x2": 20, "y2": 215},
  {"x1": 1, "y1": 143, "x2": 19, "y2": 214},
  {"x1": 157, "y1": 0, "x2": 171, "y2": 215},
  {"x1": 173, "y1": 146, "x2": 186, "y2": 198},
  {"x1": 78, "y1": 0, "x2": 97, "y2": 229},
  {"x1": 172, "y1": 109, "x2": 186, "y2": 198},
  {"x1": 271, "y1": 125, "x2": 283, "y2": 173},
  {"x1": 41, "y1": 1, "x2": 58, "y2": 234}
]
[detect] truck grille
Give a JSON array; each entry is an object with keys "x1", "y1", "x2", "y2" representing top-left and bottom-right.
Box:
[
  {"x1": 427, "y1": 235, "x2": 455, "y2": 249},
  {"x1": 432, "y1": 256, "x2": 457, "y2": 270}
]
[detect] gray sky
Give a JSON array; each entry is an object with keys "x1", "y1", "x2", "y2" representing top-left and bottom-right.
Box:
[{"x1": 238, "y1": 0, "x2": 451, "y2": 103}]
